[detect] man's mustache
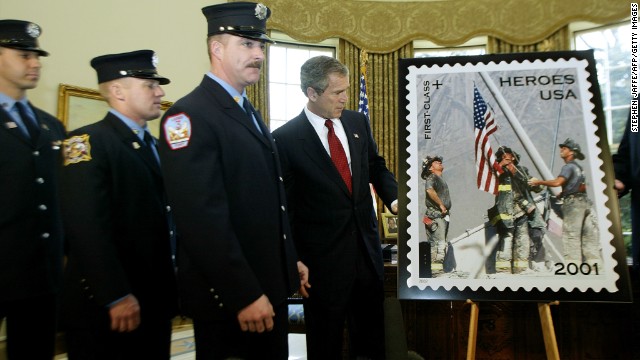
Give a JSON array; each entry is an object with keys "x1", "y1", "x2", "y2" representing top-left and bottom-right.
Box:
[{"x1": 248, "y1": 61, "x2": 262, "y2": 69}]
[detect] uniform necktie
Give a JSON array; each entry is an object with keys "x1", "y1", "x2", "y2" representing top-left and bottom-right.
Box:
[
  {"x1": 15, "y1": 102, "x2": 40, "y2": 141},
  {"x1": 143, "y1": 131, "x2": 160, "y2": 164},
  {"x1": 242, "y1": 97, "x2": 252, "y2": 116},
  {"x1": 242, "y1": 97, "x2": 264, "y2": 135},
  {"x1": 325, "y1": 119, "x2": 352, "y2": 193}
]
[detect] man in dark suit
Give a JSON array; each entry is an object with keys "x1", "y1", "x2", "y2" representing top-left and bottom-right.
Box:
[
  {"x1": 0, "y1": 19, "x2": 66, "y2": 360},
  {"x1": 59, "y1": 50, "x2": 178, "y2": 359},
  {"x1": 272, "y1": 55, "x2": 399, "y2": 360},
  {"x1": 158, "y1": 3, "x2": 308, "y2": 359}
]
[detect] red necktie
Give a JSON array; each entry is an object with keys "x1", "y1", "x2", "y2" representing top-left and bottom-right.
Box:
[{"x1": 325, "y1": 119, "x2": 352, "y2": 193}]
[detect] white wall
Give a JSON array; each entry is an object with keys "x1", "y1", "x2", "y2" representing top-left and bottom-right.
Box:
[{"x1": 2, "y1": 0, "x2": 224, "y2": 116}]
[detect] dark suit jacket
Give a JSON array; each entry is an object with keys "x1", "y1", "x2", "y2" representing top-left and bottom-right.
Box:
[
  {"x1": 158, "y1": 76, "x2": 299, "y2": 320},
  {"x1": 272, "y1": 109, "x2": 397, "y2": 297},
  {"x1": 59, "y1": 113, "x2": 177, "y2": 328},
  {"x1": 0, "y1": 103, "x2": 66, "y2": 302}
]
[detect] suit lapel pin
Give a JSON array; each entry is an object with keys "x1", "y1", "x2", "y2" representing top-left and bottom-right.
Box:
[
  {"x1": 132, "y1": 142, "x2": 141, "y2": 149},
  {"x1": 354, "y1": 133, "x2": 359, "y2": 139},
  {"x1": 4, "y1": 122, "x2": 17, "y2": 129}
]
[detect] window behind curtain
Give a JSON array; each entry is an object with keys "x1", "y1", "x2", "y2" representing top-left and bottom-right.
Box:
[{"x1": 574, "y1": 22, "x2": 631, "y2": 147}]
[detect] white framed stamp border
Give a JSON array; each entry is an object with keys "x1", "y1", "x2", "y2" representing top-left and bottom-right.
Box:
[{"x1": 396, "y1": 51, "x2": 632, "y2": 302}]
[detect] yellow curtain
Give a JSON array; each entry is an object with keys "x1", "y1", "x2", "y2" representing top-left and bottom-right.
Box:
[
  {"x1": 246, "y1": 34, "x2": 271, "y2": 126},
  {"x1": 340, "y1": 40, "x2": 413, "y2": 177},
  {"x1": 246, "y1": 71, "x2": 269, "y2": 126},
  {"x1": 257, "y1": 0, "x2": 627, "y2": 54},
  {"x1": 487, "y1": 25, "x2": 570, "y2": 53}
]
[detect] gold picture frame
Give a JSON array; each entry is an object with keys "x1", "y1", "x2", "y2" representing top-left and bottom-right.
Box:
[
  {"x1": 56, "y1": 83, "x2": 172, "y2": 136},
  {"x1": 381, "y1": 212, "x2": 398, "y2": 240}
]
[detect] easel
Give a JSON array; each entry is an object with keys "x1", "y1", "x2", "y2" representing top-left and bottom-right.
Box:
[
  {"x1": 538, "y1": 301, "x2": 560, "y2": 360},
  {"x1": 465, "y1": 299, "x2": 560, "y2": 360}
]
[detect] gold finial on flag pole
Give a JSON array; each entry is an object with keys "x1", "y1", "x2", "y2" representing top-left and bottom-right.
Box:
[
  {"x1": 360, "y1": 49, "x2": 368, "y2": 76},
  {"x1": 360, "y1": 49, "x2": 369, "y2": 96}
]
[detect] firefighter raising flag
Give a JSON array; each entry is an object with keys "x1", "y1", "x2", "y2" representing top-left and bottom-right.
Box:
[{"x1": 473, "y1": 85, "x2": 503, "y2": 194}]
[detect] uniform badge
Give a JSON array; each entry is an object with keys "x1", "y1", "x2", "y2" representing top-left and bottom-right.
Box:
[
  {"x1": 255, "y1": 3, "x2": 268, "y2": 20},
  {"x1": 152, "y1": 53, "x2": 159, "y2": 68},
  {"x1": 26, "y1": 23, "x2": 41, "y2": 38},
  {"x1": 163, "y1": 113, "x2": 191, "y2": 150},
  {"x1": 62, "y1": 134, "x2": 92, "y2": 166}
]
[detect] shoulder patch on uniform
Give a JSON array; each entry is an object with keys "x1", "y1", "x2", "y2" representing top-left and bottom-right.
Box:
[
  {"x1": 163, "y1": 113, "x2": 191, "y2": 150},
  {"x1": 62, "y1": 134, "x2": 92, "y2": 166}
]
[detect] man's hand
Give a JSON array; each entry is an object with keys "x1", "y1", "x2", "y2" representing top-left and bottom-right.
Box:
[
  {"x1": 237, "y1": 295, "x2": 275, "y2": 333},
  {"x1": 614, "y1": 179, "x2": 626, "y2": 196},
  {"x1": 297, "y1": 261, "x2": 311, "y2": 298},
  {"x1": 109, "y1": 294, "x2": 141, "y2": 332},
  {"x1": 439, "y1": 203, "x2": 448, "y2": 215}
]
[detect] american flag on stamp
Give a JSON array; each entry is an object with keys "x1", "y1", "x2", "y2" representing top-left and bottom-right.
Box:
[{"x1": 473, "y1": 85, "x2": 503, "y2": 194}]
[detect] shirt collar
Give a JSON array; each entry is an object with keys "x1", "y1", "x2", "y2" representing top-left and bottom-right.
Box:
[
  {"x1": 109, "y1": 109, "x2": 149, "y2": 140},
  {"x1": 304, "y1": 105, "x2": 345, "y2": 131},
  {"x1": 0, "y1": 93, "x2": 27, "y2": 112},
  {"x1": 206, "y1": 72, "x2": 247, "y2": 103}
]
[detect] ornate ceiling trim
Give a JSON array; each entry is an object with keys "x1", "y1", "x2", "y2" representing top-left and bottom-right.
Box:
[{"x1": 255, "y1": 0, "x2": 629, "y2": 52}]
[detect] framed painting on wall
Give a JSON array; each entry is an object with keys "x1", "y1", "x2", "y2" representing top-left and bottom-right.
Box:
[{"x1": 57, "y1": 83, "x2": 172, "y2": 137}]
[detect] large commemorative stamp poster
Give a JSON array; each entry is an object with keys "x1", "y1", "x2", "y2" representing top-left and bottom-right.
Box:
[{"x1": 397, "y1": 50, "x2": 632, "y2": 302}]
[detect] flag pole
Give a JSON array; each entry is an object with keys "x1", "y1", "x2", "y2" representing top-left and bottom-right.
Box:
[
  {"x1": 358, "y1": 50, "x2": 371, "y2": 122},
  {"x1": 360, "y1": 49, "x2": 368, "y2": 84},
  {"x1": 478, "y1": 71, "x2": 561, "y2": 196}
]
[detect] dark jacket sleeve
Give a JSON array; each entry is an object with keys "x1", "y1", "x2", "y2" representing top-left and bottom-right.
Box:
[{"x1": 362, "y1": 113, "x2": 398, "y2": 208}]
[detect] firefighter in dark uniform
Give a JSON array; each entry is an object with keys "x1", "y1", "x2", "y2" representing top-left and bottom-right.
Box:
[
  {"x1": 158, "y1": 3, "x2": 308, "y2": 359},
  {"x1": 487, "y1": 146, "x2": 546, "y2": 274},
  {"x1": 0, "y1": 19, "x2": 66, "y2": 360},
  {"x1": 59, "y1": 50, "x2": 178, "y2": 359}
]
